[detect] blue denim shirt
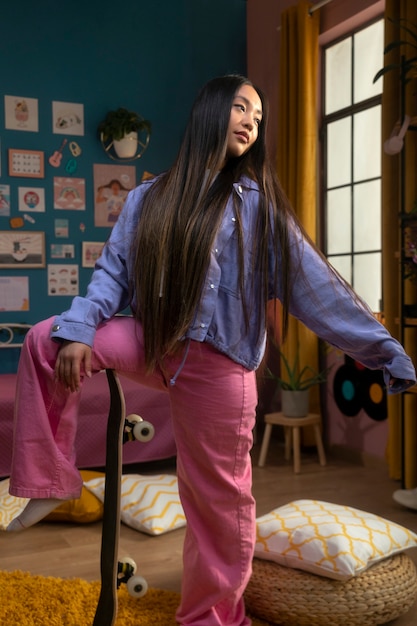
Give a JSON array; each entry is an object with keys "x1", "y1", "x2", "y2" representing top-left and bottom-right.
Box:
[{"x1": 51, "y1": 176, "x2": 416, "y2": 390}]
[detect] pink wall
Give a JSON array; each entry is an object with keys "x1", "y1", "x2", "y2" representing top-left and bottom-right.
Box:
[{"x1": 247, "y1": 0, "x2": 384, "y2": 157}]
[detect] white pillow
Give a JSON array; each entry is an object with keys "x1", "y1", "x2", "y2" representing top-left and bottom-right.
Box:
[
  {"x1": 255, "y1": 499, "x2": 417, "y2": 580},
  {"x1": 85, "y1": 474, "x2": 186, "y2": 535},
  {"x1": 0, "y1": 479, "x2": 29, "y2": 530}
]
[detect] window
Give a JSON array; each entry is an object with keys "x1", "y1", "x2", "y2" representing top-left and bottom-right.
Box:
[{"x1": 321, "y1": 19, "x2": 384, "y2": 312}]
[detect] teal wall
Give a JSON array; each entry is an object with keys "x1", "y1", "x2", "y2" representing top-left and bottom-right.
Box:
[{"x1": 0, "y1": 0, "x2": 246, "y2": 372}]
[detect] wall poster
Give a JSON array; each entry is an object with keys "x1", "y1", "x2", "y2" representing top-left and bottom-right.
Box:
[{"x1": 0, "y1": 231, "x2": 45, "y2": 268}]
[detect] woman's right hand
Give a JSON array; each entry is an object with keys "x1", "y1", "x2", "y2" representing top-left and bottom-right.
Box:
[{"x1": 55, "y1": 340, "x2": 92, "y2": 392}]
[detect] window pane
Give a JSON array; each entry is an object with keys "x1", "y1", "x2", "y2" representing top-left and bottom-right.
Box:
[
  {"x1": 328, "y1": 255, "x2": 352, "y2": 285},
  {"x1": 353, "y1": 106, "x2": 381, "y2": 182},
  {"x1": 353, "y1": 181, "x2": 381, "y2": 252},
  {"x1": 354, "y1": 21, "x2": 384, "y2": 103},
  {"x1": 325, "y1": 38, "x2": 352, "y2": 115},
  {"x1": 326, "y1": 188, "x2": 352, "y2": 254},
  {"x1": 327, "y1": 117, "x2": 352, "y2": 187},
  {"x1": 353, "y1": 252, "x2": 381, "y2": 311}
]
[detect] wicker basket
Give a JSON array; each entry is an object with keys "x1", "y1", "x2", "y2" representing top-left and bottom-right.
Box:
[{"x1": 245, "y1": 553, "x2": 417, "y2": 626}]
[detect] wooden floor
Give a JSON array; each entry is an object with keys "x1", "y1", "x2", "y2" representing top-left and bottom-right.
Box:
[{"x1": 1, "y1": 439, "x2": 417, "y2": 625}]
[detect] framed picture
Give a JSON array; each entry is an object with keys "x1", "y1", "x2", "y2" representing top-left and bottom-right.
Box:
[
  {"x1": 82, "y1": 241, "x2": 105, "y2": 268},
  {"x1": 0, "y1": 231, "x2": 46, "y2": 268},
  {"x1": 8, "y1": 149, "x2": 45, "y2": 178}
]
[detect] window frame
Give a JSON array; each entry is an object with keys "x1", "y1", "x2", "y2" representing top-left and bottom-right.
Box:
[{"x1": 319, "y1": 16, "x2": 384, "y2": 312}]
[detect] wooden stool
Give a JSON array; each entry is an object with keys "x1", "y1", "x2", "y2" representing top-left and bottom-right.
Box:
[{"x1": 258, "y1": 412, "x2": 326, "y2": 473}]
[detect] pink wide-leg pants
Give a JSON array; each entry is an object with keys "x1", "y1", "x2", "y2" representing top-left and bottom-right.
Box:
[{"x1": 9, "y1": 316, "x2": 258, "y2": 626}]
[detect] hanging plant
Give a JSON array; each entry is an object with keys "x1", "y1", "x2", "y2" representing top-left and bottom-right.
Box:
[{"x1": 97, "y1": 108, "x2": 152, "y2": 142}]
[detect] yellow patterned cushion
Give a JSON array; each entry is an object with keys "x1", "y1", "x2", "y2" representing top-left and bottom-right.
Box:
[
  {"x1": 255, "y1": 499, "x2": 417, "y2": 581},
  {"x1": 0, "y1": 471, "x2": 104, "y2": 529},
  {"x1": 0, "y1": 479, "x2": 28, "y2": 529},
  {"x1": 44, "y1": 470, "x2": 104, "y2": 523},
  {"x1": 85, "y1": 474, "x2": 186, "y2": 535}
]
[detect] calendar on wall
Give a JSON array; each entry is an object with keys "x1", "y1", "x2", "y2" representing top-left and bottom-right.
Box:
[{"x1": 8, "y1": 149, "x2": 45, "y2": 178}]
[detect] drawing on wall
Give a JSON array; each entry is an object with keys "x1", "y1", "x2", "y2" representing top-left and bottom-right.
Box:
[
  {"x1": 0, "y1": 185, "x2": 11, "y2": 217},
  {"x1": 18, "y1": 187, "x2": 45, "y2": 213},
  {"x1": 0, "y1": 231, "x2": 45, "y2": 268},
  {"x1": 53, "y1": 177, "x2": 86, "y2": 210},
  {"x1": 0, "y1": 276, "x2": 29, "y2": 311},
  {"x1": 52, "y1": 101, "x2": 84, "y2": 136},
  {"x1": 51, "y1": 244, "x2": 75, "y2": 259},
  {"x1": 48, "y1": 264, "x2": 79, "y2": 296},
  {"x1": 94, "y1": 163, "x2": 135, "y2": 227},
  {"x1": 4, "y1": 95, "x2": 39, "y2": 132},
  {"x1": 54, "y1": 218, "x2": 69, "y2": 238},
  {"x1": 82, "y1": 241, "x2": 105, "y2": 268}
]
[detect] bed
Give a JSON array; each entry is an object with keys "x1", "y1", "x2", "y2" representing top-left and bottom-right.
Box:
[{"x1": 0, "y1": 324, "x2": 176, "y2": 478}]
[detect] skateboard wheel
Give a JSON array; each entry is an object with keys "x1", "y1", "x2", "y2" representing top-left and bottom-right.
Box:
[
  {"x1": 126, "y1": 414, "x2": 155, "y2": 442},
  {"x1": 127, "y1": 575, "x2": 148, "y2": 598},
  {"x1": 133, "y1": 420, "x2": 155, "y2": 443}
]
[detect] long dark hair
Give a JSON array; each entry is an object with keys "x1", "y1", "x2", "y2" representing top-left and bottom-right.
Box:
[{"x1": 131, "y1": 75, "x2": 295, "y2": 372}]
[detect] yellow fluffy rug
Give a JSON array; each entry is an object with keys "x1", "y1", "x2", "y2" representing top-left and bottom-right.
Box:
[{"x1": 0, "y1": 570, "x2": 272, "y2": 625}]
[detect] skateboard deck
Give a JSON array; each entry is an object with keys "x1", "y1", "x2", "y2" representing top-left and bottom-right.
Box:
[
  {"x1": 93, "y1": 368, "x2": 126, "y2": 626},
  {"x1": 93, "y1": 370, "x2": 152, "y2": 626}
]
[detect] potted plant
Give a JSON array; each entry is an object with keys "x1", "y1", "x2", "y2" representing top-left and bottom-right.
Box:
[
  {"x1": 266, "y1": 346, "x2": 330, "y2": 417},
  {"x1": 98, "y1": 107, "x2": 152, "y2": 159}
]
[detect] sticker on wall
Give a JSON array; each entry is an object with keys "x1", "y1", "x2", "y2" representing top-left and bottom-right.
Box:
[
  {"x1": 9, "y1": 217, "x2": 24, "y2": 229},
  {"x1": 50, "y1": 244, "x2": 75, "y2": 259},
  {"x1": 333, "y1": 355, "x2": 387, "y2": 422},
  {"x1": 54, "y1": 219, "x2": 69, "y2": 238},
  {"x1": 48, "y1": 264, "x2": 79, "y2": 296},
  {"x1": 48, "y1": 138, "x2": 68, "y2": 168},
  {"x1": 93, "y1": 163, "x2": 136, "y2": 227},
  {"x1": 52, "y1": 101, "x2": 84, "y2": 136},
  {"x1": 0, "y1": 276, "x2": 29, "y2": 311},
  {"x1": 53, "y1": 177, "x2": 86, "y2": 210},
  {"x1": 18, "y1": 187, "x2": 45, "y2": 213},
  {"x1": 4, "y1": 95, "x2": 39, "y2": 132},
  {"x1": 0, "y1": 185, "x2": 11, "y2": 217}
]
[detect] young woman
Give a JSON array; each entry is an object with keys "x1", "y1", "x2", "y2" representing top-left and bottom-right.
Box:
[{"x1": 7, "y1": 75, "x2": 415, "y2": 626}]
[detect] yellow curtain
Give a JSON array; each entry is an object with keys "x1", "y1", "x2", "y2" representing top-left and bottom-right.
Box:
[
  {"x1": 276, "y1": 0, "x2": 320, "y2": 414},
  {"x1": 383, "y1": 0, "x2": 417, "y2": 486}
]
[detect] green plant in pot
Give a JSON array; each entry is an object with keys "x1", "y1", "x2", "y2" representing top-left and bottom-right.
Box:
[
  {"x1": 98, "y1": 108, "x2": 152, "y2": 159},
  {"x1": 267, "y1": 346, "x2": 330, "y2": 417}
]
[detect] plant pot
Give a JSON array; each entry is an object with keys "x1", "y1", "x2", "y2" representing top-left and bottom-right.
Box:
[
  {"x1": 281, "y1": 389, "x2": 309, "y2": 417},
  {"x1": 113, "y1": 131, "x2": 138, "y2": 158}
]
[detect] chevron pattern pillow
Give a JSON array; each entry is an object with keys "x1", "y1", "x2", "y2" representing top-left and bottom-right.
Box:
[{"x1": 85, "y1": 473, "x2": 186, "y2": 535}]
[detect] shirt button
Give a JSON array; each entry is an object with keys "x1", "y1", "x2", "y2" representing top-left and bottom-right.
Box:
[
  {"x1": 232, "y1": 217, "x2": 236, "y2": 222},
  {"x1": 238, "y1": 185, "x2": 242, "y2": 193},
  {"x1": 200, "y1": 323, "x2": 206, "y2": 329},
  {"x1": 210, "y1": 283, "x2": 215, "y2": 289},
  {"x1": 52, "y1": 324, "x2": 60, "y2": 331}
]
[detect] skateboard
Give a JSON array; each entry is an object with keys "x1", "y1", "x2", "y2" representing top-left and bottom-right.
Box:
[{"x1": 93, "y1": 369, "x2": 155, "y2": 626}]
